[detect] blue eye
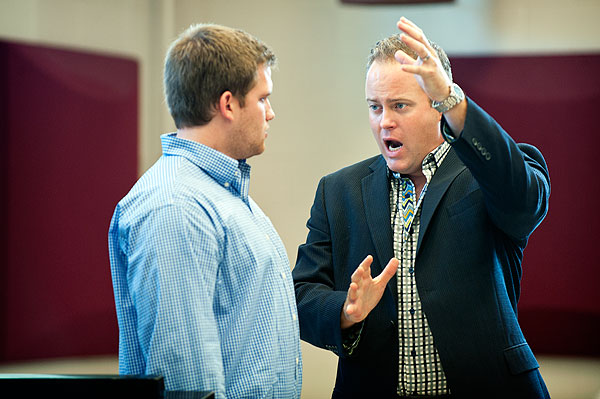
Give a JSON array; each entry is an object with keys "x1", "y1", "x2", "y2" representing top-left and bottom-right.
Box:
[
  {"x1": 395, "y1": 103, "x2": 406, "y2": 110},
  {"x1": 369, "y1": 104, "x2": 380, "y2": 111}
]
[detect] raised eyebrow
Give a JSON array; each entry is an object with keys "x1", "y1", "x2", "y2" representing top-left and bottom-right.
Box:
[
  {"x1": 366, "y1": 98, "x2": 408, "y2": 104},
  {"x1": 386, "y1": 98, "x2": 409, "y2": 104}
]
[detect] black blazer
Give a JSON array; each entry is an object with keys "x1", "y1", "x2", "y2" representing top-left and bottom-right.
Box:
[{"x1": 293, "y1": 100, "x2": 551, "y2": 398}]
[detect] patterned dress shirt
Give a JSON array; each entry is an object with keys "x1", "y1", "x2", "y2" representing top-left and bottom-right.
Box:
[
  {"x1": 390, "y1": 141, "x2": 451, "y2": 396},
  {"x1": 108, "y1": 133, "x2": 302, "y2": 399}
]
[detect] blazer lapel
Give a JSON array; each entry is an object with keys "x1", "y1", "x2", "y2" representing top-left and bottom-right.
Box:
[
  {"x1": 418, "y1": 148, "x2": 465, "y2": 254},
  {"x1": 361, "y1": 156, "x2": 397, "y2": 302}
]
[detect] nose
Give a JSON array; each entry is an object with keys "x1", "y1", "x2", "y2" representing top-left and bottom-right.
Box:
[
  {"x1": 266, "y1": 99, "x2": 275, "y2": 121},
  {"x1": 380, "y1": 108, "x2": 396, "y2": 130}
]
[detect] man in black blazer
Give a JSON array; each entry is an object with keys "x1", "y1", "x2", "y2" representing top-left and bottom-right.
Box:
[{"x1": 292, "y1": 17, "x2": 550, "y2": 398}]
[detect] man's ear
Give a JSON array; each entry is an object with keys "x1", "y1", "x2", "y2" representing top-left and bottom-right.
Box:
[{"x1": 218, "y1": 91, "x2": 237, "y2": 121}]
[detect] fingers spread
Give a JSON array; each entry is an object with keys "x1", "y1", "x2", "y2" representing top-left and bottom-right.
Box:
[
  {"x1": 359, "y1": 255, "x2": 373, "y2": 269},
  {"x1": 397, "y1": 16, "x2": 419, "y2": 31},
  {"x1": 347, "y1": 282, "x2": 359, "y2": 301},
  {"x1": 394, "y1": 49, "x2": 415, "y2": 65},
  {"x1": 352, "y1": 255, "x2": 373, "y2": 283},
  {"x1": 400, "y1": 33, "x2": 430, "y2": 61},
  {"x1": 374, "y1": 257, "x2": 399, "y2": 285},
  {"x1": 383, "y1": 258, "x2": 400, "y2": 280},
  {"x1": 351, "y1": 264, "x2": 364, "y2": 283},
  {"x1": 397, "y1": 16, "x2": 426, "y2": 44},
  {"x1": 345, "y1": 303, "x2": 355, "y2": 316}
]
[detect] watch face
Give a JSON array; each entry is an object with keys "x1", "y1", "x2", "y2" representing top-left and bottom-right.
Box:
[
  {"x1": 432, "y1": 84, "x2": 464, "y2": 113},
  {"x1": 453, "y1": 83, "x2": 465, "y2": 100}
]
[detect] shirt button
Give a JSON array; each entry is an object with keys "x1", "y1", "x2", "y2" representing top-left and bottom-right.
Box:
[
  {"x1": 409, "y1": 308, "x2": 415, "y2": 315},
  {"x1": 408, "y1": 267, "x2": 414, "y2": 274},
  {"x1": 223, "y1": 182, "x2": 230, "y2": 188},
  {"x1": 411, "y1": 349, "x2": 416, "y2": 356},
  {"x1": 292, "y1": 314, "x2": 297, "y2": 321}
]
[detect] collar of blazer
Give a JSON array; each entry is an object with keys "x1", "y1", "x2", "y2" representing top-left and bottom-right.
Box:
[
  {"x1": 361, "y1": 151, "x2": 466, "y2": 267},
  {"x1": 418, "y1": 149, "x2": 466, "y2": 253}
]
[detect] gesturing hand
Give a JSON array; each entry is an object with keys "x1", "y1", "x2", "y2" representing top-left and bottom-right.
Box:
[
  {"x1": 394, "y1": 16, "x2": 452, "y2": 104},
  {"x1": 394, "y1": 16, "x2": 467, "y2": 132},
  {"x1": 341, "y1": 255, "x2": 400, "y2": 329}
]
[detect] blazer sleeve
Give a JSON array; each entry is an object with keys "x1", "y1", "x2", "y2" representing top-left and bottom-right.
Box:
[
  {"x1": 292, "y1": 176, "x2": 349, "y2": 357},
  {"x1": 448, "y1": 98, "x2": 551, "y2": 240}
]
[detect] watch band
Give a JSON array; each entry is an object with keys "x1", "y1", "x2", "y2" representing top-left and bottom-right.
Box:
[{"x1": 431, "y1": 83, "x2": 465, "y2": 113}]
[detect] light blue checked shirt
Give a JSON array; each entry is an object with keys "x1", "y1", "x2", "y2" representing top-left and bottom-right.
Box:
[{"x1": 108, "y1": 133, "x2": 302, "y2": 399}]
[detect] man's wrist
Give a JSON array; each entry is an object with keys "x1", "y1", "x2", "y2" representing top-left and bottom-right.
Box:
[
  {"x1": 432, "y1": 83, "x2": 465, "y2": 114},
  {"x1": 341, "y1": 320, "x2": 364, "y2": 356},
  {"x1": 340, "y1": 311, "x2": 356, "y2": 330},
  {"x1": 440, "y1": 115, "x2": 459, "y2": 143}
]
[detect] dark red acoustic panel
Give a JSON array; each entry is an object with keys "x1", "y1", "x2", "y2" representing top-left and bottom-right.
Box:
[
  {"x1": 451, "y1": 54, "x2": 600, "y2": 357},
  {"x1": 0, "y1": 41, "x2": 138, "y2": 361}
]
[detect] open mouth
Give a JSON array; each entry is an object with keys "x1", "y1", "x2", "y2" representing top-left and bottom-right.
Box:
[{"x1": 384, "y1": 138, "x2": 403, "y2": 151}]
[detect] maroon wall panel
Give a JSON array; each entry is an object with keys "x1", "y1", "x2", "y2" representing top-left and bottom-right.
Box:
[
  {"x1": 0, "y1": 43, "x2": 597, "y2": 361},
  {"x1": 0, "y1": 41, "x2": 138, "y2": 362},
  {"x1": 451, "y1": 54, "x2": 600, "y2": 356}
]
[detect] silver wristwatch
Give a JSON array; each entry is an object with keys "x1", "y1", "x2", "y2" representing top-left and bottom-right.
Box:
[{"x1": 431, "y1": 83, "x2": 465, "y2": 113}]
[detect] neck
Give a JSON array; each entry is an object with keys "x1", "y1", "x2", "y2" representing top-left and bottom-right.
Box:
[
  {"x1": 176, "y1": 121, "x2": 228, "y2": 155},
  {"x1": 410, "y1": 174, "x2": 427, "y2": 201}
]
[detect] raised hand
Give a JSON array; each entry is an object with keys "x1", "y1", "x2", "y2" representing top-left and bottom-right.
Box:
[
  {"x1": 394, "y1": 16, "x2": 452, "y2": 103},
  {"x1": 341, "y1": 255, "x2": 400, "y2": 329},
  {"x1": 394, "y1": 16, "x2": 467, "y2": 133}
]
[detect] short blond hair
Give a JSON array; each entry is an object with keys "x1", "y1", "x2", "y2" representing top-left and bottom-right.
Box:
[{"x1": 366, "y1": 34, "x2": 452, "y2": 81}]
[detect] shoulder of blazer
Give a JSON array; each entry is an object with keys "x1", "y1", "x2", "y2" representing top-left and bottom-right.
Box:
[{"x1": 323, "y1": 154, "x2": 384, "y2": 183}]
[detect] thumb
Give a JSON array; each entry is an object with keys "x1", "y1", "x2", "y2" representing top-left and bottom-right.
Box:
[{"x1": 377, "y1": 257, "x2": 399, "y2": 284}]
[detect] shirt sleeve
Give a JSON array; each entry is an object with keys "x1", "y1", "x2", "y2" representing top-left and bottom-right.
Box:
[{"x1": 126, "y1": 202, "x2": 226, "y2": 396}]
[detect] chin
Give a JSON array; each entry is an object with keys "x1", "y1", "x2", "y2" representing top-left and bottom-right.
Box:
[
  {"x1": 385, "y1": 159, "x2": 405, "y2": 174},
  {"x1": 248, "y1": 146, "x2": 265, "y2": 159}
]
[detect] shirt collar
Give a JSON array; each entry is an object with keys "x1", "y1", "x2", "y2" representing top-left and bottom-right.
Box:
[
  {"x1": 421, "y1": 141, "x2": 451, "y2": 183},
  {"x1": 160, "y1": 132, "x2": 251, "y2": 199}
]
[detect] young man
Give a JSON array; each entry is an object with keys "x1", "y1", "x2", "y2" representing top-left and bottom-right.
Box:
[
  {"x1": 109, "y1": 24, "x2": 301, "y2": 398},
  {"x1": 293, "y1": 17, "x2": 550, "y2": 398}
]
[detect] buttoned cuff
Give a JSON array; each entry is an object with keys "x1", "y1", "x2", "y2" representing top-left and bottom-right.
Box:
[
  {"x1": 440, "y1": 115, "x2": 461, "y2": 143},
  {"x1": 341, "y1": 321, "x2": 364, "y2": 356}
]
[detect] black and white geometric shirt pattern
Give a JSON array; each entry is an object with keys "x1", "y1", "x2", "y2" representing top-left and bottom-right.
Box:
[{"x1": 389, "y1": 141, "x2": 451, "y2": 396}]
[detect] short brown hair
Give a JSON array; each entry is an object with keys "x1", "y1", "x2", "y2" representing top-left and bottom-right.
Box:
[
  {"x1": 366, "y1": 34, "x2": 452, "y2": 82},
  {"x1": 164, "y1": 24, "x2": 276, "y2": 128}
]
